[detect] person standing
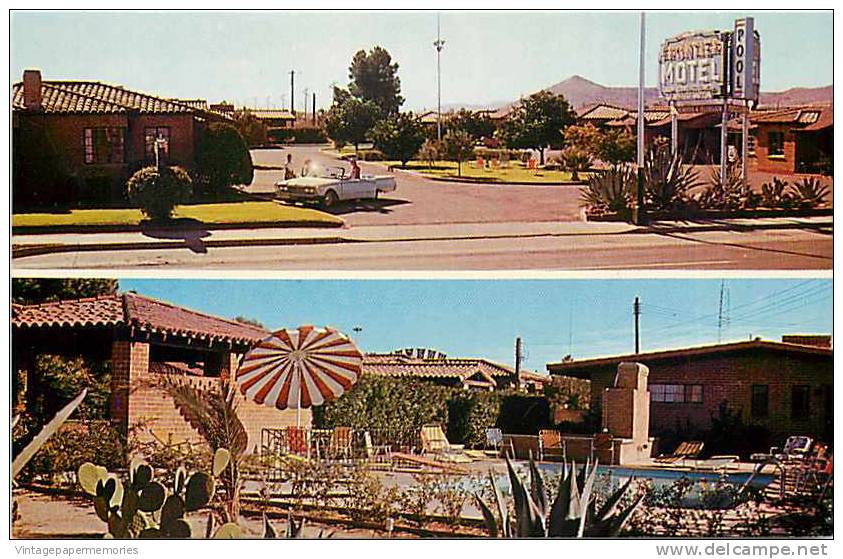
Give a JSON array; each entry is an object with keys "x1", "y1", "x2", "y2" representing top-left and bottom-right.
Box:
[{"x1": 284, "y1": 153, "x2": 296, "y2": 180}]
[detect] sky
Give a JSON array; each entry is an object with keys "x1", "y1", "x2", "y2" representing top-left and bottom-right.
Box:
[
  {"x1": 118, "y1": 278, "x2": 832, "y2": 373},
  {"x1": 10, "y1": 11, "x2": 833, "y2": 112}
]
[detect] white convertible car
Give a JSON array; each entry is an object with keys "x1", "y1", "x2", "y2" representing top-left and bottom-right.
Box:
[{"x1": 275, "y1": 166, "x2": 397, "y2": 208}]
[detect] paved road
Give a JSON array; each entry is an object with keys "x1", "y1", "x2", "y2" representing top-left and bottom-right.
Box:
[
  {"x1": 248, "y1": 145, "x2": 584, "y2": 226},
  {"x1": 17, "y1": 226, "x2": 832, "y2": 270}
]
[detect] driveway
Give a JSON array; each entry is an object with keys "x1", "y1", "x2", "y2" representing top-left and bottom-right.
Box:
[{"x1": 246, "y1": 145, "x2": 584, "y2": 226}]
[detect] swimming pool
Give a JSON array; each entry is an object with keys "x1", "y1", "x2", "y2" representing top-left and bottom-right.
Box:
[{"x1": 484, "y1": 463, "x2": 774, "y2": 509}]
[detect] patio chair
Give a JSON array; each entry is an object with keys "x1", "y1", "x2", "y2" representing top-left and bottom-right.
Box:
[
  {"x1": 485, "y1": 427, "x2": 503, "y2": 456},
  {"x1": 654, "y1": 440, "x2": 704, "y2": 464},
  {"x1": 539, "y1": 429, "x2": 564, "y2": 462},
  {"x1": 363, "y1": 430, "x2": 392, "y2": 465},
  {"x1": 285, "y1": 426, "x2": 309, "y2": 456},
  {"x1": 327, "y1": 426, "x2": 353, "y2": 460},
  {"x1": 420, "y1": 424, "x2": 464, "y2": 455},
  {"x1": 774, "y1": 436, "x2": 814, "y2": 461}
]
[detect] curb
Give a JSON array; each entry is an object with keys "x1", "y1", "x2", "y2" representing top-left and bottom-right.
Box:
[
  {"x1": 12, "y1": 219, "x2": 345, "y2": 236},
  {"x1": 11, "y1": 218, "x2": 832, "y2": 259}
]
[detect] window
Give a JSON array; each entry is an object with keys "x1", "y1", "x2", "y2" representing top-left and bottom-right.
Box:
[
  {"x1": 747, "y1": 133, "x2": 756, "y2": 155},
  {"x1": 685, "y1": 384, "x2": 703, "y2": 404},
  {"x1": 751, "y1": 384, "x2": 769, "y2": 419},
  {"x1": 767, "y1": 131, "x2": 785, "y2": 157},
  {"x1": 144, "y1": 127, "x2": 171, "y2": 160},
  {"x1": 791, "y1": 385, "x2": 810, "y2": 418},
  {"x1": 83, "y1": 128, "x2": 125, "y2": 164}
]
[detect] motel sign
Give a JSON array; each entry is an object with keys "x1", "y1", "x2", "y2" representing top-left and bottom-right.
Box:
[
  {"x1": 659, "y1": 30, "x2": 727, "y2": 100},
  {"x1": 659, "y1": 18, "x2": 760, "y2": 103}
]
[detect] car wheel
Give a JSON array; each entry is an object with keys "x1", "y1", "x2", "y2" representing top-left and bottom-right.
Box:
[{"x1": 322, "y1": 190, "x2": 339, "y2": 209}]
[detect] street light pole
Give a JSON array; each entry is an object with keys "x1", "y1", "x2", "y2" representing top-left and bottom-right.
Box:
[
  {"x1": 433, "y1": 13, "x2": 446, "y2": 142},
  {"x1": 635, "y1": 12, "x2": 647, "y2": 225}
]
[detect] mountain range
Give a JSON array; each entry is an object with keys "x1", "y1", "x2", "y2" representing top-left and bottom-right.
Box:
[{"x1": 442, "y1": 75, "x2": 832, "y2": 113}]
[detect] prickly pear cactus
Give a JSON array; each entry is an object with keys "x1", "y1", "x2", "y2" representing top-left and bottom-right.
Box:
[{"x1": 78, "y1": 452, "x2": 228, "y2": 539}]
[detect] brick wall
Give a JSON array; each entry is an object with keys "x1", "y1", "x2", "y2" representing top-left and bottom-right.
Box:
[
  {"x1": 129, "y1": 364, "x2": 309, "y2": 453},
  {"x1": 752, "y1": 123, "x2": 797, "y2": 174},
  {"x1": 569, "y1": 349, "x2": 831, "y2": 443},
  {"x1": 111, "y1": 339, "x2": 149, "y2": 432}
]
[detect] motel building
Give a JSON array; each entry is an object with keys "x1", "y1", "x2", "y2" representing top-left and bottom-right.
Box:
[
  {"x1": 11, "y1": 69, "x2": 231, "y2": 207},
  {"x1": 546, "y1": 336, "x2": 833, "y2": 457}
]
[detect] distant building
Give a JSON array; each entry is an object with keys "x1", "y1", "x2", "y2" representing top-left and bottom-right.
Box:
[
  {"x1": 12, "y1": 69, "x2": 230, "y2": 206},
  {"x1": 246, "y1": 108, "x2": 297, "y2": 129},
  {"x1": 364, "y1": 352, "x2": 549, "y2": 392},
  {"x1": 547, "y1": 337, "x2": 833, "y2": 450}
]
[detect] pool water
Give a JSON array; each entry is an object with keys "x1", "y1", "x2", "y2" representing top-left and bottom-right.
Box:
[{"x1": 484, "y1": 463, "x2": 773, "y2": 509}]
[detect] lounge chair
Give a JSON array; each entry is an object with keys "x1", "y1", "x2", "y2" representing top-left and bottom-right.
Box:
[
  {"x1": 421, "y1": 424, "x2": 464, "y2": 455},
  {"x1": 485, "y1": 427, "x2": 503, "y2": 456},
  {"x1": 363, "y1": 430, "x2": 392, "y2": 466},
  {"x1": 654, "y1": 440, "x2": 705, "y2": 464},
  {"x1": 325, "y1": 426, "x2": 353, "y2": 460},
  {"x1": 539, "y1": 429, "x2": 565, "y2": 462},
  {"x1": 285, "y1": 426, "x2": 309, "y2": 456},
  {"x1": 774, "y1": 436, "x2": 814, "y2": 461}
]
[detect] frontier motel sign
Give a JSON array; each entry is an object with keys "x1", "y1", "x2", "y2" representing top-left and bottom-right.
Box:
[
  {"x1": 659, "y1": 18, "x2": 760, "y2": 103},
  {"x1": 659, "y1": 31, "x2": 727, "y2": 100}
]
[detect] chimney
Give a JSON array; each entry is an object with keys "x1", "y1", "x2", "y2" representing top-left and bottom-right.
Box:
[{"x1": 23, "y1": 69, "x2": 42, "y2": 110}]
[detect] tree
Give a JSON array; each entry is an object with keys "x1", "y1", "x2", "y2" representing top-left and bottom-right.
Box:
[
  {"x1": 597, "y1": 128, "x2": 636, "y2": 165},
  {"x1": 12, "y1": 278, "x2": 118, "y2": 305},
  {"x1": 323, "y1": 95, "x2": 381, "y2": 153},
  {"x1": 442, "y1": 129, "x2": 475, "y2": 177},
  {"x1": 231, "y1": 109, "x2": 268, "y2": 147},
  {"x1": 559, "y1": 146, "x2": 592, "y2": 182},
  {"x1": 564, "y1": 123, "x2": 603, "y2": 157},
  {"x1": 497, "y1": 91, "x2": 576, "y2": 165},
  {"x1": 418, "y1": 139, "x2": 441, "y2": 169},
  {"x1": 370, "y1": 112, "x2": 426, "y2": 167},
  {"x1": 447, "y1": 109, "x2": 496, "y2": 142},
  {"x1": 348, "y1": 46, "x2": 404, "y2": 117},
  {"x1": 195, "y1": 122, "x2": 254, "y2": 197}
]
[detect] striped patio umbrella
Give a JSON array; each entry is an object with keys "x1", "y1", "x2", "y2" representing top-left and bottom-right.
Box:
[{"x1": 235, "y1": 325, "x2": 362, "y2": 425}]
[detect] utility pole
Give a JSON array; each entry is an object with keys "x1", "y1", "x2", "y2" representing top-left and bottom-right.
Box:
[
  {"x1": 514, "y1": 337, "x2": 522, "y2": 388},
  {"x1": 289, "y1": 70, "x2": 296, "y2": 115},
  {"x1": 303, "y1": 87, "x2": 310, "y2": 122},
  {"x1": 312, "y1": 92, "x2": 317, "y2": 125},
  {"x1": 634, "y1": 12, "x2": 647, "y2": 225},
  {"x1": 433, "y1": 13, "x2": 446, "y2": 142},
  {"x1": 633, "y1": 296, "x2": 641, "y2": 354}
]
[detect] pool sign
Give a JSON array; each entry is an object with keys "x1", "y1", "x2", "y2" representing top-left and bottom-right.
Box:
[
  {"x1": 659, "y1": 30, "x2": 728, "y2": 100},
  {"x1": 732, "y1": 17, "x2": 761, "y2": 103},
  {"x1": 659, "y1": 19, "x2": 761, "y2": 103}
]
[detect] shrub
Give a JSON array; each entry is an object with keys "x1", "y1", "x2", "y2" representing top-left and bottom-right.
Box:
[
  {"x1": 196, "y1": 122, "x2": 254, "y2": 196},
  {"x1": 696, "y1": 161, "x2": 752, "y2": 210},
  {"x1": 447, "y1": 391, "x2": 501, "y2": 447},
  {"x1": 126, "y1": 166, "x2": 192, "y2": 220},
  {"x1": 22, "y1": 420, "x2": 124, "y2": 482},
  {"x1": 760, "y1": 177, "x2": 793, "y2": 208},
  {"x1": 24, "y1": 355, "x2": 111, "y2": 425},
  {"x1": 580, "y1": 164, "x2": 634, "y2": 216},
  {"x1": 418, "y1": 139, "x2": 441, "y2": 168},
  {"x1": 789, "y1": 176, "x2": 829, "y2": 208}
]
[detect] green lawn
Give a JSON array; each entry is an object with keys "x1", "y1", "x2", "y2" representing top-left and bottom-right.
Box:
[
  {"x1": 13, "y1": 201, "x2": 343, "y2": 229},
  {"x1": 383, "y1": 160, "x2": 586, "y2": 184}
]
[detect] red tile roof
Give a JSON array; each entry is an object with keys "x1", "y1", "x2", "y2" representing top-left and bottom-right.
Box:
[
  {"x1": 13, "y1": 293, "x2": 267, "y2": 344},
  {"x1": 363, "y1": 353, "x2": 514, "y2": 383},
  {"x1": 12, "y1": 80, "x2": 220, "y2": 117},
  {"x1": 547, "y1": 339, "x2": 832, "y2": 378}
]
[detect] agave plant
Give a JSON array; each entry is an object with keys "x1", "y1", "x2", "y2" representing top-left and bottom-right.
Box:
[
  {"x1": 642, "y1": 143, "x2": 700, "y2": 211},
  {"x1": 760, "y1": 177, "x2": 792, "y2": 208},
  {"x1": 579, "y1": 165, "x2": 634, "y2": 216},
  {"x1": 475, "y1": 456, "x2": 644, "y2": 538},
  {"x1": 697, "y1": 161, "x2": 752, "y2": 210},
  {"x1": 789, "y1": 177, "x2": 829, "y2": 208},
  {"x1": 260, "y1": 511, "x2": 333, "y2": 539}
]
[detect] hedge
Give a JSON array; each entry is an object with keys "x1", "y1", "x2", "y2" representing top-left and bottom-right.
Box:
[
  {"x1": 314, "y1": 375, "x2": 553, "y2": 448},
  {"x1": 268, "y1": 127, "x2": 328, "y2": 144}
]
